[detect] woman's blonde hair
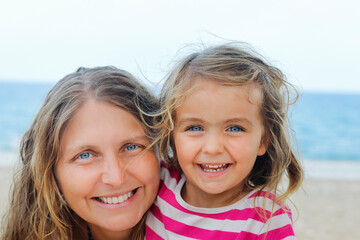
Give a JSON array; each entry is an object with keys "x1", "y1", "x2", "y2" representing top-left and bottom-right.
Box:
[
  {"x1": 155, "y1": 43, "x2": 303, "y2": 208},
  {"x1": 1, "y1": 66, "x2": 159, "y2": 240}
]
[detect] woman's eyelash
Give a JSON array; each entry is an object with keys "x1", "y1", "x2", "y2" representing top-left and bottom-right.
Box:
[
  {"x1": 125, "y1": 144, "x2": 138, "y2": 151},
  {"x1": 76, "y1": 152, "x2": 93, "y2": 160},
  {"x1": 186, "y1": 125, "x2": 203, "y2": 131},
  {"x1": 124, "y1": 144, "x2": 144, "y2": 151}
]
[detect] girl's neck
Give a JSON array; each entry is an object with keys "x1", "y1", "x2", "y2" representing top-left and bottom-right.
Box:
[
  {"x1": 88, "y1": 224, "x2": 131, "y2": 240},
  {"x1": 181, "y1": 181, "x2": 250, "y2": 208}
]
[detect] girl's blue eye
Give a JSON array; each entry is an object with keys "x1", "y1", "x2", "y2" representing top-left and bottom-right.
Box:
[
  {"x1": 125, "y1": 144, "x2": 138, "y2": 151},
  {"x1": 79, "y1": 152, "x2": 91, "y2": 159},
  {"x1": 227, "y1": 126, "x2": 241, "y2": 132},
  {"x1": 188, "y1": 126, "x2": 203, "y2": 131}
]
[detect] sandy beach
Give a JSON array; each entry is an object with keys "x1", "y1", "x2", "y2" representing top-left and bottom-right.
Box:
[
  {"x1": 0, "y1": 166, "x2": 15, "y2": 222},
  {"x1": 1, "y1": 153, "x2": 359, "y2": 239},
  {"x1": 291, "y1": 178, "x2": 360, "y2": 239}
]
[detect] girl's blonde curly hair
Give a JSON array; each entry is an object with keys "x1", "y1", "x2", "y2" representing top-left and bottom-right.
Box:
[{"x1": 154, "y1": 43, "x2": 303, "y2": 209}]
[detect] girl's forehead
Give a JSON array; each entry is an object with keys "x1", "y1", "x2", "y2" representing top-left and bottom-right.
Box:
[{"x1": 187, "y1": 77, "x2": 263, "y2": 105}]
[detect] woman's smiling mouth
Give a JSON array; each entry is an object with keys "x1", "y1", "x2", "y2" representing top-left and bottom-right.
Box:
[{"x1": 94, "y1": 189, "x2": 138, "y2": 204}]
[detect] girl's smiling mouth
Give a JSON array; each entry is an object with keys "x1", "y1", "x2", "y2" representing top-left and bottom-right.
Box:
[
  {"x1": 94, "y1": 189, "x2": 138, "y2": 204},
  {"x1": 199, "y1": 163, "x2": 231, "y2": 173}
]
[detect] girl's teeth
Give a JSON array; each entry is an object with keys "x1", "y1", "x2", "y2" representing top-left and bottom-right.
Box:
[
  {"x1": 201, "y1": 164, "x2": 228, "y2": 172},
  {"x1": 203, "y1": 167, "x2": 226, "y2": 172},
  {"x1": 99, "y1": 191, "x2": 134, "y2": 204},
  {"x1": 204, "y1": 164, "x2": 226, "y2": 168}
]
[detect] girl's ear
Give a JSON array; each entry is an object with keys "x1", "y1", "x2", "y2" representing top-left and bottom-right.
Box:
[{"x1": 257, "y1": 131, "x2": 269, "y2": 156}]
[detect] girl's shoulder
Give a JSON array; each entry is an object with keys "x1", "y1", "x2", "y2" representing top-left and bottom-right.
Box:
[
  {"x1": 245, "y1": 188, "x2": 286, "y2": 205},
  {"x1": 243, "y1": 189, "x2": 293, "y2": 223}
]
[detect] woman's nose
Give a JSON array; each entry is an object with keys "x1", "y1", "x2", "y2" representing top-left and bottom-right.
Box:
[
  {"x1": 101, "y1": 154, "x2": 126, "y2": 185},
  {"x1": 202, "y1": 132, "x2": 224, "y2": 155}
]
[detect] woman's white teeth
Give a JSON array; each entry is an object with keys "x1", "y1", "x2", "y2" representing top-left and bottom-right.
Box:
[{"x1": 99, "y1": 191, "x2": 134, "y2": 204}]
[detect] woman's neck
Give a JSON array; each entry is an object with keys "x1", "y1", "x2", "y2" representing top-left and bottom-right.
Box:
[{"x1": 88, "y1": 224, "x2": 132, "y2": 240}]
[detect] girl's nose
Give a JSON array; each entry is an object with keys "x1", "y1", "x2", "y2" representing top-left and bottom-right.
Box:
[
  {"x1": 101, "y1": 154, "x2": 126, "y2": 185},
  {"x1": 202, "y1": 132, "x2": 224, "y2": 155}
]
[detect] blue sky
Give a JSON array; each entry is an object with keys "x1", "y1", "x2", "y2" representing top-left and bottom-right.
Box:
[{"x1": 1, "y1": 0, "x2": 359, "y2": 93}]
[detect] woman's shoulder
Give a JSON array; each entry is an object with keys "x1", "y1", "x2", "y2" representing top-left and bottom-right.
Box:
[{"x1": 160, "y1": 161, "x2": 182, "y2": 182}]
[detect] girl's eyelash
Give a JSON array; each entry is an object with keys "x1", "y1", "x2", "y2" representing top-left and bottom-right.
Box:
[
  {"x1": 185, "y1": 125, "x2": 203, "y2": 131},
  {"x1": 226, "y1": 125, "x2": 245, "y2": 132}
]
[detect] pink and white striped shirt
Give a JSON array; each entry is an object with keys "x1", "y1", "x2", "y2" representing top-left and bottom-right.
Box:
[{"x1": 146, "y1": 165, "x2": 296, "y2": 240}]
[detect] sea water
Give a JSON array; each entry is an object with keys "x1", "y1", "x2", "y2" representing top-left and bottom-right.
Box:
[
  {"x1": 0, "y1": 82, "x2": 53, "y2": 151},
  {"x1": 1, "y1": 82, "x2": 360, "y2": 165},
  {"x1": 292, "y1": 92, "x2": 360, "y2": 160}
]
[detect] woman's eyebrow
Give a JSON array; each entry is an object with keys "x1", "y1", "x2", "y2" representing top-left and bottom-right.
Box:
[
  {"x1": 123, "y1": 135, "x2": 149, "y2": 143},
  {"x1": 60, "y1": 144, "x2": 98, "y2": 160},
  {"x1": 62, "y1": 135, "x2": 149, "y2": 155}
]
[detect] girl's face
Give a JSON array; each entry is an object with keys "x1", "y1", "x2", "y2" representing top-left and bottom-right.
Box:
[
  {"x1": 55, "y1": 99, "x2": 159, "y2": 238},
  {"x1": 173, "y1": 79, "x2": 267, "y2": 208}
]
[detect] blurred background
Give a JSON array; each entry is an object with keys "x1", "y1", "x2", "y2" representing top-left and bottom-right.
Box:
[{"x1": 1, "y1": 0, "x2": 359, "y2": 239}]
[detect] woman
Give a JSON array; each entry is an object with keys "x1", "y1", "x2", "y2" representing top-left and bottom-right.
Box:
[{"x1": 1, "y1": 66, "x2": 160, "y2": 240}]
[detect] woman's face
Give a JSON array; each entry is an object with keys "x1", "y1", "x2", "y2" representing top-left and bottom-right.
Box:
[{"x1": 55, "y1": 99, "x2": 159, "y2": 237}]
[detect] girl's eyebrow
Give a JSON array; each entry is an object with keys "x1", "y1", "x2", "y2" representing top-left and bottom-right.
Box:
[
  {"x1": 176, "y1": 117, "x2": 204, "y2": 126},
  {"x1": 176, "y1": 117, "x2": 253, "y2": 127},
  {"x1": 224, "y1": 117, "x2": 253, "y2": 127}
]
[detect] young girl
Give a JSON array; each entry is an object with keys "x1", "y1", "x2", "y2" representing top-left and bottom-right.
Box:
[
  {"x1": 1, "y1": 66, "x2": 160, "y2": 240},
  {"x1": 146, "y1": 44, "x2": 303, "y2": 239}
]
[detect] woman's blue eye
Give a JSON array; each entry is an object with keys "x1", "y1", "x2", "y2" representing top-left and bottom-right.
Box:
[
  {"x1": 126, "y1": 144, "x2": 138, "y2": 151},
  {"x1": 79, "y1": 152, "x2": 91, "y2": 159},
  {"x1": 228, "y1": 126, "x2": 241, "y2": 132},
  {"x1": 188, "y1": 126, "x2": 202, "y2": 131}
]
